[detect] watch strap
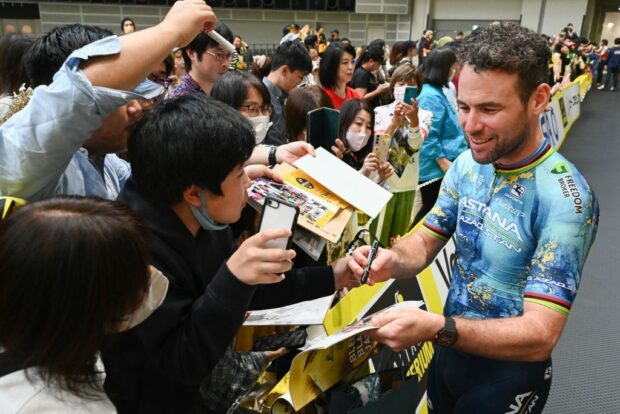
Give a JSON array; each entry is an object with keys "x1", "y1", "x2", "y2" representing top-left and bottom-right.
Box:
[{"x1": 268, "y1": 145, "x2": 277, "y2": 166}]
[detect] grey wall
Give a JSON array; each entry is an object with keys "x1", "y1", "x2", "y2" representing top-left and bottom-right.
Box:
[
  {"x1": 36, "y1": 2, "x2": 411, "y2": 46},
  {"x1": 27, "y1": 0, "x2": 594, "y2": 49}
]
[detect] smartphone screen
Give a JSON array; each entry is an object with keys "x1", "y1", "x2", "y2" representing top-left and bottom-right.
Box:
[
  {"x1": 404, "y1": 86, "x2": 418, "y2": 104},
  {"x1": 259, "y1": 197, "x2": 299, "y2": 250}
]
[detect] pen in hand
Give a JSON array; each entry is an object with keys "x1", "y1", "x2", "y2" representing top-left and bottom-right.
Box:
[{"x1": 361, "y1": 240, "x2": 380, "y2": 285}]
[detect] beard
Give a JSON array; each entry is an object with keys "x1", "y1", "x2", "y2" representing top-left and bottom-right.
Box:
[{"x1": 467, "y1": 120, "x2": 531, "y2": 165}]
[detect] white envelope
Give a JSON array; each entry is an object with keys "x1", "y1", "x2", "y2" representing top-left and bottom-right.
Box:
[{"x1": 293, "y1": 147, "x2": 393, "y2": 218}]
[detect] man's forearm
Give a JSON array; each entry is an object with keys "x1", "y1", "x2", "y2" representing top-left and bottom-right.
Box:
[
  {"x1": 83, "y1": 1, "x2": 215, "y2": 91},
  {"x1": 391, "y1": 230, "x2": 443, "y2": 278},
  {"x1": 451, "y1": 312, "x2": 559, "y2": 361},
  {"x1": 83, "y1": 25, "x2": 180, "y2": 91}
]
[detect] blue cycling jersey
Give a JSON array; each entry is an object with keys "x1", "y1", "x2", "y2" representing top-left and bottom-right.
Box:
[{"x1": 423, "y1": 141, "x2": 599, "y2": 318}]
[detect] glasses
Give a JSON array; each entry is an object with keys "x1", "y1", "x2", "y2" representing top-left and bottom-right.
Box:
[
  {"x1": 148, "y1": 74, "x2": 172, "y2": 89},
  {"x1": 239, "y1": 103, "x2": 273, "y2": 117},
  {"x1": 206, "y1": 50, "x2": 233, "y2": 62}
]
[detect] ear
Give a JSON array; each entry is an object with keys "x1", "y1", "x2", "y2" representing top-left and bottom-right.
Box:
[
  {"x1": 186, "y1": 47, "x2": 197, "y2": 62},
  {"x1": 280, "y1": 65, "x2": 290, "y2": 76},
  {"x1": 183, "y1": 185, "x2": 203, "y2": 209},
  {"x1": 530, "y1": 83, "x2": 551, "y2": 116}
]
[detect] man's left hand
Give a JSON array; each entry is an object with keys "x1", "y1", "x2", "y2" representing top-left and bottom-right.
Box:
[
  {"x1": 331, "y1": 256, "x2": 361, "y2": 290},
  {"x1": 276, "y1": 142, "x2": 316, "y2": 164},
  {"x1": 365, "y1": 307, "x2": 444, "y2": 352},
  {"x1": 244, "y1": 165, "x2": 282, "y2": 182}
]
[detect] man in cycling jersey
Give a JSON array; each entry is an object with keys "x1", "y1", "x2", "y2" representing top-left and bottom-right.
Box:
[{"x1": 349, "y1": 22, "x2": 599, "y2": 414}]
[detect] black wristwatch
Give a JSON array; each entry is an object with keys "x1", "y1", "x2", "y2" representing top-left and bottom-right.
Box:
[
  {"x1": 268, "y1": 145, "x2": 277, "y2": 166},
  {"x1": 434, "y1": 316, "x2": 458, "y2": 348}
]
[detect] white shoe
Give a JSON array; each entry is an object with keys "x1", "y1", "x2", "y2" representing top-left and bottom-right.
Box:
[
  {"x1": 597, "y1": 85, "x2": 605, "y2": 90},
  {"x1": 611, "y1": 87, "x2": 615, "y2": 91}
]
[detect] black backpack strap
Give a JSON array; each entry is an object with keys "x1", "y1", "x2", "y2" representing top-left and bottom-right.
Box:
[{"x1": 0, "y1": 353, "x2": 31, "y2": 378}]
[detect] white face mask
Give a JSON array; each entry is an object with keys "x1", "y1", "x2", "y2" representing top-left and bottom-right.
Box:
[
  {"x1": 393, "y1": 85, "x2": 406, "y2": 102},
  {"x1": 248, "y1": 115, "x2": 272, "y2": 144},
  {"x1": 346, "y1": 128, "x2": 370, "y2": 152},
  {"x1": 117, "y1": 267, "x2": 169, "y2": 332}
]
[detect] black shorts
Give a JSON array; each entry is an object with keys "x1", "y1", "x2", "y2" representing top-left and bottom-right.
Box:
[{"x1": 427, "y1": 347, "x2": 552, "y2": 414}]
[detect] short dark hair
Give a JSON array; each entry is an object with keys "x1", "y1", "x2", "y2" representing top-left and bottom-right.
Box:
[
  {"x1": 421, "y1": 47, "x2": 457, "y2": 88},
  {"x1": 368, "y1": 39, "x2": 386, "y2": 49},
  {"x1": 0, "y1": 197, "x2": 150, "y2": 398},
  {"x1": 23, "y1": 24, "x2": 113, "y2": 87},
  {"x1": 0, "y1": 33, "x2": 34, "y2": 94},
  {"x1": 270, "y1": 41, "x2": 312, "y2": 74},
  {"x1": 251, "y1": 55, "x2": 272, "y2": 80},
  {"x1": 615, "y1": 37, "x2": 620, "y2": 45},
  {"x1": 284, "y1": 85, "x2": 334, "y2": 141},
  {"x1": 128, "y1": 93, "x2": 255, "y2": 205},
  {"x1": 331, "y1": 29, "x2": 340, "y2": 36},
  {"x1": 211, "y1": 71, "x2": 271, "y2": 110},
  {"x1": 181, "y1": 21, "x2": 233, "y2": 71},
  {"x1": 359, "y1": 46, "x2": 385, "y2": 64},
  {"x1": 389, "y1": 41, "x2": 405, "y2": 65},
  {"x1": 319, "y1": 42, "x2": 356, "y2": 89},
  {"x1": 338, "y1": 98, "x2": 373, "y2": 154},
  {"x1": 121, "y1": 18, "x2": 135, "y2": 31},
  {"x1": 304, "y1": 34, "x2": 318, "y2": 50},
  {"x1": 602, "y1": 39, "x2": 608, "y2": 45},
  {"x1": 457, "y1": 22, "x2": 551, "y2": 103},
  {"x1": 163, "y1": 54, "x2": 174, "y2": 76},
  {"x1": 402, "y1": 40, "x2": 417, "y2": 53}
]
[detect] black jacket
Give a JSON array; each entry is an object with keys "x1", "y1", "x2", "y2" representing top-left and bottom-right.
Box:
[{"x1": 103, "y1": 179, "x2": 335, "y2": 413}]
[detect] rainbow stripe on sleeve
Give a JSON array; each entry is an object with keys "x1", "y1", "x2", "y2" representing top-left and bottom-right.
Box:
[{"x1": 524, "y1": 292, "x2": 571, "y2": 315}]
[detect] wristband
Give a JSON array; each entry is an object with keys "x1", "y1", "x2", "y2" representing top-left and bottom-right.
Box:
[{"x1": 268, "y1": 145, "x2": 278, "y2": 166}]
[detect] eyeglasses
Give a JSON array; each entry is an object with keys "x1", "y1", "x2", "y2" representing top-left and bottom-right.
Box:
[
  {"x1": 148, "y1": 74, "x2": 172, "y2": 89},
  {"x1": 206, "y1": 50, "x2": 233, "y2": 62},
  {"x1": 239, "y1": 103, "x2": 273, "y2": 117}
]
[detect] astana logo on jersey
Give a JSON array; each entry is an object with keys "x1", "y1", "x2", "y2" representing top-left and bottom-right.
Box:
[{"x1": 459, "y1": 196, "x2": 524, "y2": 252}]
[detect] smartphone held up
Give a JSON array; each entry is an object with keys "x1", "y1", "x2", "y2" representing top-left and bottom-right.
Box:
[{"x1": 258, "y1": 197, "x2": 299, "y2": 250}]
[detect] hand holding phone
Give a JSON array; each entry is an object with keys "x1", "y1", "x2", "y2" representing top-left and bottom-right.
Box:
[
  {"x1": 404, "y1": 86, "x2": 418, "y2": 104},
  {"x1": 258, "y1": 197, "x2": 299, "y2": 249},
  {"x1": 227, "y1": 198, "x2": 299, "y2": 285}
]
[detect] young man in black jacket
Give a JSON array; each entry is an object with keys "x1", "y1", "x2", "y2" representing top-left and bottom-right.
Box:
[{"x1": 102, "y1": 93, "x2": 356, "y2": 413}]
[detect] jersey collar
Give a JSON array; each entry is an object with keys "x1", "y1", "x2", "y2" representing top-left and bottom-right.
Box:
[{"x1": 493, "y1": 140, "x2": 554, "y2": 175}]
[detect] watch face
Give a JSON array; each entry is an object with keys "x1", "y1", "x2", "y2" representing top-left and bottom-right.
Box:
[{"x1": 437, "y1": 329, "x2": 457, "y2": 347}]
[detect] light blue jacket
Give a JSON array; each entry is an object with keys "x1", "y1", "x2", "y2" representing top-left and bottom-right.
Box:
[
  {"x1": 0, "y1": 36, "x2": 162, "y2": 201},
  {"x1": 417, "y1": 83, "x2": 468, "y2": 182}
]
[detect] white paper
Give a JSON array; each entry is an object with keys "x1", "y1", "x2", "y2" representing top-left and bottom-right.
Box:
[
  {"x1": 293, "y1": 227, "x2": 326, "y2": 261},
  {"x1": 301, "y1": 300, "x2": 423, "y2": 350},
  {"x1": 244, "y1": 294, "x2": 335, "y2": 326},
  {"x1": 293, "y1": 147, "x2": 393, "y2": 218}
]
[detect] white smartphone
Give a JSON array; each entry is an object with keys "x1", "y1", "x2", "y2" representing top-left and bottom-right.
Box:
[{"x1": 258, "y1": 197, "x2": 299, "y2": 250}]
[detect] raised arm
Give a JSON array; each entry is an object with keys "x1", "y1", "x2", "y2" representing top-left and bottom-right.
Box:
[{"x1": 83, "y1": 0, "x2": 215, "y2": 91}]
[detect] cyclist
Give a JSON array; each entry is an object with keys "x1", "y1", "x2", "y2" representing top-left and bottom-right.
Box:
[{"x1": 349, "y1": 22, "x2": 599, "y2": 414}]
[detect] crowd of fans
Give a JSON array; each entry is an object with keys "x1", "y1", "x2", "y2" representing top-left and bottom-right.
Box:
[{"x1": 0, "y1": 2, "x2": 606, "y2": 412}]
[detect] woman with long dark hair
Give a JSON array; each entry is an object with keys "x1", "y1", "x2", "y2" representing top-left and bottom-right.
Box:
[
  {"x1": 319, "y1": 42, "x2": 360, "y2": 109},
  {"x1": 0, "y1": 197, "x2": 166, "y2": 413},
  {"x1": 336, "y1": 98, "x2": 393, "y2": 182}
]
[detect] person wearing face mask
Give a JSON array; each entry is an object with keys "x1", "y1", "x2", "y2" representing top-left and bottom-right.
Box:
[
  {"x1": 334, "y1": 99, "x2": 393, "y2": 182},
  {"x1": 0, "y1": 197, "x2": 166, "y2": 413},
  {"x1": 212, "y1": 71, "x2": 317, "y2": 166},
  {"x1": 413, "y1": 47, "x2": 468, "y2": 226},
  {"x1": 369, "y1": 64, "x2": 430, "y2": 246},
  {"x1": 102, "y1": 94, "x2": 357, "y2": 413}
]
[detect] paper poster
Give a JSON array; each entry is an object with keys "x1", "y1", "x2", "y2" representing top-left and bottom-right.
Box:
[
  {"x1": 244, "y1": 294, "x2": 335, "y2": 326},
  {"x1": 294, "y1": 148, "x2": 393, "y2": 218}
]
